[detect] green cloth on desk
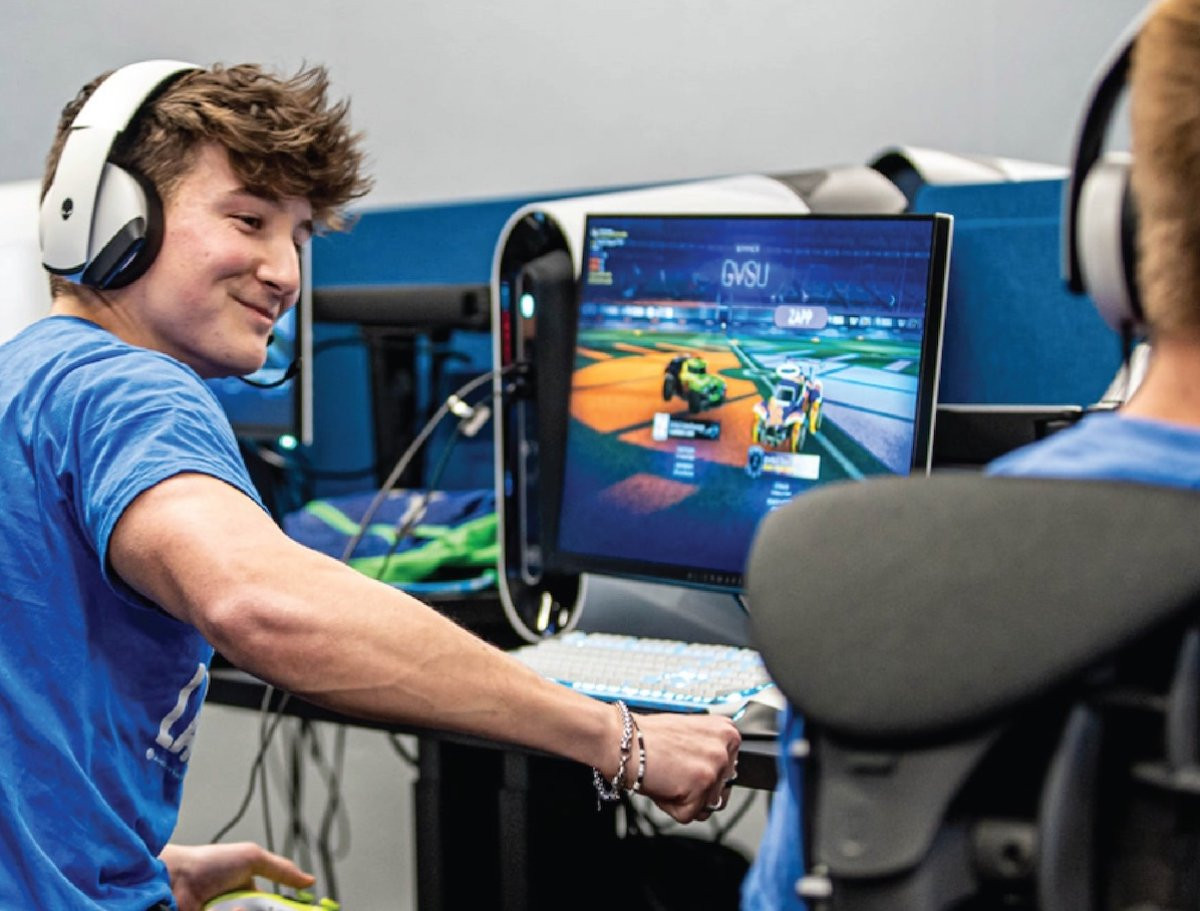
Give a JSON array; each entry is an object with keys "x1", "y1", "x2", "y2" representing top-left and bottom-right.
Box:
[{"x1": 284, "y1": 488, "x2": 498, "y2": 594}]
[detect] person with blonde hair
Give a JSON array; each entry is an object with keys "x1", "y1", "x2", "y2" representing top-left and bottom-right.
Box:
[
  {"x1": 990, "y1": 0, "x2": 1200, "y2": 481},
  {"x1": 742, "y1": 1, "x2": 1200, "y2": 907}
]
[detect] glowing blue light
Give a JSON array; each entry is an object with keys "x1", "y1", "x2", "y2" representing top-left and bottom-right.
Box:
[
  {"x1": 277, "y1": 434, "x2": 299, "y2": 451},
  {"x1": 519, "y1": 292, "x2": 536, "y2": 319}
]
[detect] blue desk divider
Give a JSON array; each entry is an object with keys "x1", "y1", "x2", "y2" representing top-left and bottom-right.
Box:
[
  {"x1": 306, "y1": 195, "x2": 553, "y2": 498},
  {"x1": 312, "y1": 197, "x2": 526, "y2": 285},
  {"x1": 913, "y1": 179, "x2": 1122, "y2": 406}
]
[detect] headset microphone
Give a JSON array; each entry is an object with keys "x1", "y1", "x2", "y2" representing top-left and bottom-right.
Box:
[
  {"x1": 238, "y1": 358, "x2": 300, "y2": 389},
  {"x1": 237, "y1": 332, "x2": 299, "y2": 388}
]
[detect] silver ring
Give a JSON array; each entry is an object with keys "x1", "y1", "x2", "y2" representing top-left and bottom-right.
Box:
[
  {"x1": 724, "y1": 775, "x2": 738, "y2": 788},
  {"x1": 705, "y1": 794, "x2": 726, "y2": 812}
]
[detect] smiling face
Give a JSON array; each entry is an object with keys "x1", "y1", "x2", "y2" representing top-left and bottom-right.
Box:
[{"x1": 93, "y1": 142, "x2": 314, "y2": 378}]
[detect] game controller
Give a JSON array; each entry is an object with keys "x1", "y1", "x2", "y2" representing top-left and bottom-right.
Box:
[{"x1": 203, "y1": 890, "x2": 339, "y2": 910}]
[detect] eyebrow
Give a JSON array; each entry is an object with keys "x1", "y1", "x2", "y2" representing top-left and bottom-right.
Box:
[{"x1": 225, "y1": 187, "x2": 314, "y2": 240}]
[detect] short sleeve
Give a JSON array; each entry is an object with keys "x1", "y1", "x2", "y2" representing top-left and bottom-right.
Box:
[{"x1": 39, "y1": 350, "x2": 265, "y2": 580}]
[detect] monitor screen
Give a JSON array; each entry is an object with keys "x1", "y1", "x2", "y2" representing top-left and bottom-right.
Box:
[
  {"x1": 549, "y1": 212, "x2": 951, "y2": 592},
  {"x1": 206, "y1": 243, "x2": 314, "y2": 445}
]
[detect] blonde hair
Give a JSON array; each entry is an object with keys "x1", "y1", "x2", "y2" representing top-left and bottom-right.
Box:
[{"x1": 1130, "y1": 0, "x2": 1200, "y2": 337}]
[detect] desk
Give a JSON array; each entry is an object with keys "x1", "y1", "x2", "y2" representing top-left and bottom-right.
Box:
[{"x1": 207, "y1": 667, "x2": 778, "y2": 910}]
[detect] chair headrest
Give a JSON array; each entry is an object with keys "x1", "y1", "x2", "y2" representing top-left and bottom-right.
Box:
[{"x1": 746, "y1": 475, "x2": 1200, "y2": 743}]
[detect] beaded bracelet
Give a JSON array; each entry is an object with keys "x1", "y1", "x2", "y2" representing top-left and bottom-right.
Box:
[
  {"x1": 631, "y1": 724, "x2": 646, "y2": 793},
  {"x1": 592, "y1": 700, "x2": 634, "y2": 809}
]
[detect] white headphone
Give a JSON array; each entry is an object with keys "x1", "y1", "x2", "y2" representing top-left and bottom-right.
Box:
[
  {"x1": 39, "y1": 59, "x2": 200, "y2": 289},
  {"x1": 1063, "y1": 6, "x2": 1158, "y2": 334}
]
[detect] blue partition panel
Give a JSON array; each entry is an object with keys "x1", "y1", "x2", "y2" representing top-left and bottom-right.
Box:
[{"x1": 913, "y1": 179, "x2": 1122, "y2": 406}]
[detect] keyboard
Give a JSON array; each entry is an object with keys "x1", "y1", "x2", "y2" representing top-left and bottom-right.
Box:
[{"x1": 511, "y1": 631, "x2": 778, "y2": 716}]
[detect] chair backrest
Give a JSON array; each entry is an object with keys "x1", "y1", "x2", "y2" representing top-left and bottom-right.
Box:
[{"x1": 746, "y1": 474, "x2": 1200, "y2": 911}]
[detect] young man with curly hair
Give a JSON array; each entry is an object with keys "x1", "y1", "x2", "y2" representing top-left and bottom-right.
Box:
[{"x1": 0, "y1": 62, "x2": 740, "y2": 910}]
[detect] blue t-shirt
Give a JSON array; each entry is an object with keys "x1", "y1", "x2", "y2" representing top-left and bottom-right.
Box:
[
  {"x1": 986, "y1": 410, "x2": 1200, "y2": 486},
  {"x1": 741, "y1": 409, "x2": 1200, "y2": 910},
  {"x1": 0, "y1": 316, "x2": 263, "y2": 909}
]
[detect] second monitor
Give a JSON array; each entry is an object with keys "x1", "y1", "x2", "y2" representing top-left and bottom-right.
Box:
[{"x1": 548, "y1": 212, "x2": 952, "y2": 593}]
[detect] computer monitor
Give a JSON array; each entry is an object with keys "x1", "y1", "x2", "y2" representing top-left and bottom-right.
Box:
[
  {"x1": 548, "y1": 212, "x2": 951, "y2": 592},
  {"x1": 206, "y1": 243, "x2": 314, "y2": 445}
]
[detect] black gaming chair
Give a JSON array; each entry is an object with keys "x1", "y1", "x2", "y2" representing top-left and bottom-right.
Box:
[{"x1": 745, "y1": 474, "x2": 1200, "y2": 911}]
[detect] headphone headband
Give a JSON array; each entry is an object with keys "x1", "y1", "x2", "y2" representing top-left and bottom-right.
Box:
[
  {"x1": 1061, "y1": 5, "x2": 1163, "y2": 332},
  {"x1": 39, "y1": 59, "x2": 200, "y2": 285},
  {"x1": 1062, "y1": 23, "x2": 1139, "y2": 294}
]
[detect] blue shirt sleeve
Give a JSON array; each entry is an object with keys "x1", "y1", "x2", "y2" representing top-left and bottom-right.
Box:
[{"x1": 42, "y1": 349, "x2": 264, "y2": 596}]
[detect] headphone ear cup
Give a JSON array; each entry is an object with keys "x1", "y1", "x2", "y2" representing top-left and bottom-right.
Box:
[
  {"x1": 80, "y1": 162, "x2": 164, "y2": 289},
  {"x1": 1076, "y1": 151, "x2": 1142, "y2": 331}
]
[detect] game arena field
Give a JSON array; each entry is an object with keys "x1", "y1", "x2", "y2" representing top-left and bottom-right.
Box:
[{"x1": 557, "y1": 319, "x2": 925, "y2": 576}]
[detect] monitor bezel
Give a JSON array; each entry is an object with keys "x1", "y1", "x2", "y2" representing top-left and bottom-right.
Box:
[{"x1": 544, "y1": 211, "x2": 952, "y2": 594}]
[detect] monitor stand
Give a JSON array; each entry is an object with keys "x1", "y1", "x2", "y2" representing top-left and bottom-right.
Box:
[{"x1": 573, "y1": 574, "x2": 751, "y2": 648}]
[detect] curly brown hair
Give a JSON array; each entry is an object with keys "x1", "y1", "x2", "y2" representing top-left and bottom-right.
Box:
[
  {"x1": 1130, "y1": 0, "x2": 1200, "y2": 338},
  {"x1": 43, "y1": 62, "x2": 373, "y2": 296}
]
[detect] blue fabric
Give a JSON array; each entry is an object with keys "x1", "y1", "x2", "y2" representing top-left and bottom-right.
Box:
[
  {"x1": 0, "y1": 316, "x2": 262, "y2": 910},
  {"x1": 740, "y1": 708, "x2": 808, "y2": 911},
  {"x1": 741, "y1": 408, "x2": 1200, "y2": 909},
  {"x1": 986, "y1": 411, "x2": 1200, "y2": 486},
  {"x1": 912, "y1": 180, "x2": 1119, "y2": 406}
]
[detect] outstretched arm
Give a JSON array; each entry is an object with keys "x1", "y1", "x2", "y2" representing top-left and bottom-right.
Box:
[{"x1": 112, "y1": 474, "x2": 740, "y2": 822}]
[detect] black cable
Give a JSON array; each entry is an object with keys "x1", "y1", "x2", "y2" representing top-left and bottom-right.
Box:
[
  {"x1": 371, "y1": 408, "x2": 471, "y2": 583},
  {"x1": 621, "y1": 794, "x2": 664, "y2": 838},
  {"x1": 620, "y1": 786, "x2": 758, "y2": 846},
  {"x1": 387, "y1": 733, "x2": 418, "y2": 767},
  {"x1": 281, "y1": 724, "x2": 306, "y2": 871},
  {"x1": 340, "y1": 363, "x2": 515, "y2": 564},
  {"x1": 210, "y1": 686, "x2": 292, "y2": 843},
  {"x1": 313, "y1": 725, "x2": 348, "y2": 898},
  {"x1": 310, "y1": 335, "x2": 367, "y2": 358},
  {"x1": 259, "y1": 716, "x2": 274, "y2": 854},
  {"x1": 231, "y1": 329, "x2": 418, "y2": 487}
]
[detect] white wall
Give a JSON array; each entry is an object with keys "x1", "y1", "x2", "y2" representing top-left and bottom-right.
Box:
[
  {"x1": 0, "y1": 180, "x2": 52, "y2": 342},
  {"x1": 3, "y1": 1, "x2": 1143, "y2": 209}
]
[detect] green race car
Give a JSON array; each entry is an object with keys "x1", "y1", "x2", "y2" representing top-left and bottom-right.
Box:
[{"x1": 662, "y1": 354, "x2": 726, "y2": 413}]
